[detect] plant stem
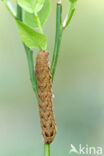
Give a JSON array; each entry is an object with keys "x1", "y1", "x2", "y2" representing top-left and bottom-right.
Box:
[
  {"x1": 17, "y1": 4, "x2": 38, "y2": 99},
  {"x1": 3, "y1": 1, "x2": 16, "y2": 17},
  {"x1": 51, "y1": 1, "x2": 76, "y2": 80},
  {"x1": 44, "y1": 144, "x2": 50, "y2": 156},
  {"x1": 24, "y1": 45, "x2": 38, "y2": 99},
  {"x1": 51, "y1": 2, "x2": 63, "y2": 81},
  {"x1": 63, "y1": 2, "x2": 76, "y2": 29},
  {"x1": 17, "y1": 4, "x2": 22, "y2": 21},
  {"x1": 34, "y1": 13, "x2": 43, "y2": 34}
]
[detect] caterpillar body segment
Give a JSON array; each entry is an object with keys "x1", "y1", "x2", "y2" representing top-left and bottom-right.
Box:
[{"x1": 35, "y1": 50, "x2": 56, "y2": 144}]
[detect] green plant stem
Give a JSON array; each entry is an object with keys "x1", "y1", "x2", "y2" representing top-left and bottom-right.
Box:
[
  {"x1": 51, "y1": 2, "x2": 63, "y2": 81},
  {"x1": 17, "y1": 4, "x2": 38, "y2": 99},
  {"x1": 3, "y1": 1, "x2": 16, "y2": 17},
  {"x1": 51, "y1": 1, "x2": 76, "y2": 80},
  {"x1": 63, "y1": 2, "x2": 76, "y2": 29},
  {"x1": 24, "y1": 45, "x2": 38, "y2": 99},
  {"x1": 34, "y1": 13, "x2": 43, "y2": 34},
  {"x1": 44, "y1": 144, "x2": 50, "y2": 156},
  {"x1": 17, "y1": 4, "x2": 22, "y2": 21}
]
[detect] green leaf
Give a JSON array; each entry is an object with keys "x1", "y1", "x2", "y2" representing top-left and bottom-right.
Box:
[
  {"x1": 24, "y1": 0, "x2": 51, "y2": 28},
  {"x1": 69, "y1": 0, "x2": 77, "y2": 3},
  {"x1": 16, "y1": 20, "x2": 47, "y2": 49},
  {"x1": 17, "y1": 0, "x2": 45, "y2": 13}
]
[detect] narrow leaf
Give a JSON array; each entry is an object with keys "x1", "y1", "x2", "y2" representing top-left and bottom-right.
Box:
[
  {"x1": 24, "y1": 0, "x2": 51, "y2": 28},
  {"x1": 16, "y1": 20, "x2": 47, "y2": 49}
]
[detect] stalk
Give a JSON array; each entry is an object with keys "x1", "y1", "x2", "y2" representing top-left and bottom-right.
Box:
[
  {"x1": 17, "y1": 4, "x2": 38, "y2": 99},
  {"x1": 63, "y1": 2, "x2": 76, "y2": 29},
  {"x1": 34, "y1": 13, "x2": 43, "y2": 34},
  {"x1": 44, "y1": 144, "x2": 50, "y2": 156},
  {"x1": 51, "y1": 2, "x2": 63, "y2": 81},
  {"x1": 24, "y1": 45, "x2": 38, "y2": 99},
  {"x1": 51, "y1": 1, "x2": 76, "y2": 81},
  {"x1": 3, "y1": 1, "x2": 16, "y2": 17},
  {"x1": 17, "y1": 4, "x2": 22, "y2": 21}
]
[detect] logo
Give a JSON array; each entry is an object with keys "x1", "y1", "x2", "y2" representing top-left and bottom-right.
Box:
[{"x1": 69, "y1": 144, "x2": 103, "y2": 155}]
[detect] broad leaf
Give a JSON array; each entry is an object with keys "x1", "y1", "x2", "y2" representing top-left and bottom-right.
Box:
[
  {"x1": 16, "y1": 20, "x2": 47, "y2": 49},
  {"x1": 24, "y1": 0, "x2": 51, "y2": 28},
  {"x1": 17, "y1": 0, "x2": 45, "y2": 13}
]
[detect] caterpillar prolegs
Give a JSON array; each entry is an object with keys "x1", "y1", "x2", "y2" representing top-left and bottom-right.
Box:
[{"x1": 35, "y1": 50, "x2": 56, "y2": 144}]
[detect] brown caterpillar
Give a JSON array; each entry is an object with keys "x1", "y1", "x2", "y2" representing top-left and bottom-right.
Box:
[{"x1": 35, "y1": 50, "x2": 56, "y2": 144}]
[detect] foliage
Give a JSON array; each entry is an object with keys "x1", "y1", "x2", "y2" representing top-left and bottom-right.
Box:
[
  {"x1": 17, "y1": 0, "x2": 45, "y2": 14},
  {"x1": 69, "y1": 0, "x2": 77, "y2": 3},
  {"x1": 16, "y1": 20, "x2": 47, "y2": 49},
  {"x1": 24, "y1": 0, "x2": 51, "y2": 28}
]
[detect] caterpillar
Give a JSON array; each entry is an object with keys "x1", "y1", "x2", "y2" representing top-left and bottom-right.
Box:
[{"x1": 35, "y1": 50, "x2": 56, "y2": 144}]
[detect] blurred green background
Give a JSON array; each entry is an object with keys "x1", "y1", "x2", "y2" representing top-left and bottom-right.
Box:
[{"x1": 0, "y1": 0, "x2": 104, "y2": 155}]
